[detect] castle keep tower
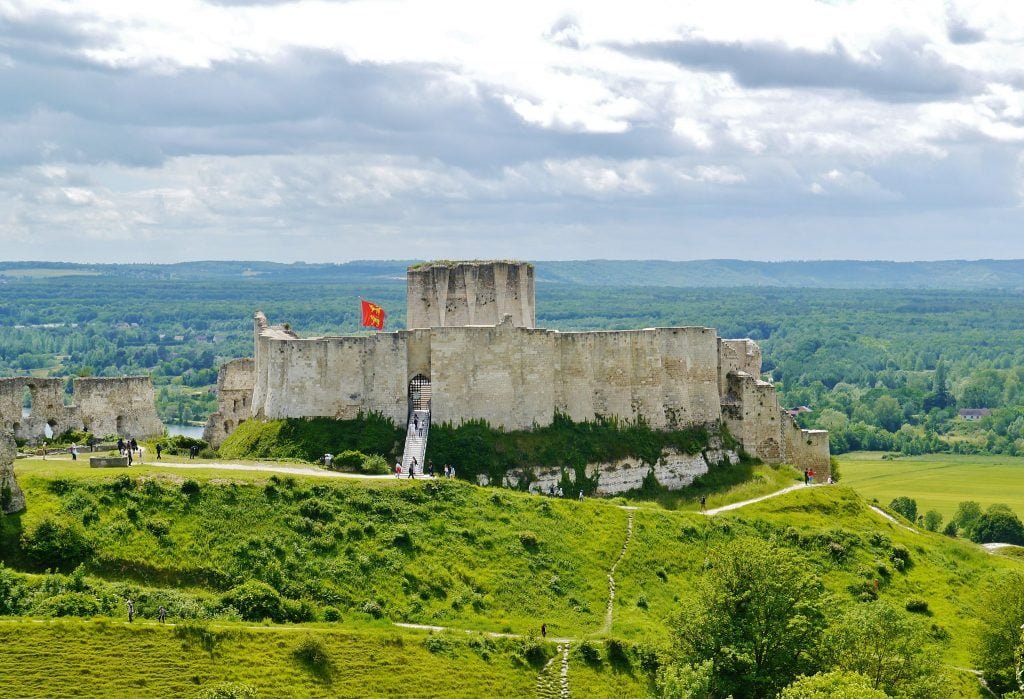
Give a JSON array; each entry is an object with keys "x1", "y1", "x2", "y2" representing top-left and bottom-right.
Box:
[{"x1": 406, "y1": 261, "x2": 535, "y2": 329}]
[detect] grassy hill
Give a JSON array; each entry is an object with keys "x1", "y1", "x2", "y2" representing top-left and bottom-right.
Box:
[{"x1": 0, "y1": 457, "x2": 1021, "y2": 696}]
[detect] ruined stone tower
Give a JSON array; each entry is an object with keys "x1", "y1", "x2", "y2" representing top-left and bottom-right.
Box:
[{"x1": 406, "y1": 261, "x2": 535, "y2": 329}]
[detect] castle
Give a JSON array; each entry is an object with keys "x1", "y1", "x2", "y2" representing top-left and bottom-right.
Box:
[{"x1": 204, "y1": 261, "x2": 829, "y2": 477}]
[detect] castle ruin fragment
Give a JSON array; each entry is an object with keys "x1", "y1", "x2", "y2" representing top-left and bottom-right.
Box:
[{"x1": 0, "y1": 376, "x2": 163, "y2": 445}]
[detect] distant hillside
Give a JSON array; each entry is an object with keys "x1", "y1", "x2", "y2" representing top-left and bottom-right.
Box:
[{"x1": 5, "y1": 258, "x2": 1024, "y2": 288}]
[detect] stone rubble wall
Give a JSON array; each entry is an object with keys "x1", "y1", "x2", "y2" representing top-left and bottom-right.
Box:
[
  {"x1": 406, "y1": 261, "x2": 535, "y2": 330},
  {"x1": 0, "y1": 429, "x2": 26, "y2": 514},
  {"x1": 499, "y1": 447, "x2": 739, "y2": 496},
  {"x1": 0, "y1": 376, "x2": 163, "y2": 445},
  {"x1": 782, "y1": 413, "x2": 832, "y2": 476},
  {"x1": 203, "y1": 358, "x2": 256, "y2": 447}
]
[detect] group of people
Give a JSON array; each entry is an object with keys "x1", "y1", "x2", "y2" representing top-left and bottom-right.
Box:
[
  {"x1": 125, "y1": 598, "x2": 167, "y2": 623},
  {"x1": 392, "y1": 459, "x2": 457, "y2": 479},
  {"x1": 117, "y1": 437, "x2": 143, "y2": 465}
]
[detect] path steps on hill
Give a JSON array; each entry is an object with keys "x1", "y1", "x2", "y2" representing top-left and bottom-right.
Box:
[
  {"x1": 535, "y1": 642, "x2": 570, "y2": 699},
  {"x1": 602, "y1": 511, "x2": 634, "y2": 635}
]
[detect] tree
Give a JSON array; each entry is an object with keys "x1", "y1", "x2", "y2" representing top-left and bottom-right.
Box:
[
  {"x1": 820, "y1": 602, "x2": 948, "y2": 698},
  {"x1": 953, "y1": 501, "x2": 983, "y2": 535},
  {"x1": 873, "y1": 395, "x2": 903, "y2": 432},
  {"x1": 889, "y1": 496, "x2": 918, "y2": 523},
  {"x1": 974, "y1": 570, "x2": 1024, "y2": 694},
  {"x1": 923, "y1": 361, "x2": 953, "y2": 411},
  {"x1": 781, "y1": 671, "x2": 887, "y2": 699},
  {"x1": 923, "y1": 510, "x2": 942, "y2": 532},
  {"x1": 667, "y1": 537, "x2": 825, "y2": 698},
  {"x1": 970, "y1": 507, "x2": 1024, "y2": 545}
]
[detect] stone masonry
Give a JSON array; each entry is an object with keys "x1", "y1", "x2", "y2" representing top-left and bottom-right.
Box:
[
  {"x1": 210, "y1": 260, "x2": 831, "y2": 475},
  {"x1": 0, "y1": 376, "x2": 163, "y2": 445},
  {"x1": 1, "y1": 429, "x2": 26, "y2": 514}
]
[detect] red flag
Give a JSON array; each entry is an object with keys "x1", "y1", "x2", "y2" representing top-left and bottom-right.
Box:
[{"x1": 361, "y1": 300, "x2": 386, "y2": 330}]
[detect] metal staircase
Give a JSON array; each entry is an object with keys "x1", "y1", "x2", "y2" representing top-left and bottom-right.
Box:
[{"x1": 401, "y1": 376, "x2": 431, "y2": 476}]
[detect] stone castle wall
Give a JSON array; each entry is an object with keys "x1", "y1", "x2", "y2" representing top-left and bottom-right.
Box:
[
  {"x1": 203, "y1": 358, "x2": 255, "y2": 447},
  {"x1": 0, "y1": 377, "x2": 163, "y2": 444},
  {"x1": 1, "y1": 429, "x2": 26, "y2": 514},
  {"x1": 249, "y1": 315, "x2": 724, "y2": 432},
  {"x1": 407, "y1": 261, "x2": 535, "y2": 329}
]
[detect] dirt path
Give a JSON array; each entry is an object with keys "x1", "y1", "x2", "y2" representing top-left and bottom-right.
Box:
[
  {"x1": 148, "y1": 460, "x2": 398, "y2": 479},
  {"x1": 602, "y1": 511, "x2": 634, "y2": 634},
  {"x1": 867, "y1": 505, "x2": 917, "y2": 532},
  {"x1": 702, "y1": 483, "x2": 816, "y2": 515}
]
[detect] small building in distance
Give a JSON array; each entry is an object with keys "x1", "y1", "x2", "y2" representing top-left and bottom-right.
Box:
[{"x1": 958, "y1": 408, "x2": 991, "y2": 421}]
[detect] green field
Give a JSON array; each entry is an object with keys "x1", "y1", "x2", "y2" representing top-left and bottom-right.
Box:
[{"x1": 837, "y1": 452, "x2": 1024, "y2": 521}]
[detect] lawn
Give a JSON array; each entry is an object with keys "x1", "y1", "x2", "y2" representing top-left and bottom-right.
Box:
[{"x1": 836, "y1": 452, "x2": 1024, "y2": 521}]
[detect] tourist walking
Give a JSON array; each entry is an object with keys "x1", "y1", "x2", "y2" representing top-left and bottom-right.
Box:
[
  {"x1": 158, "y1": 606, "x2": 167, "y2": 623},
  {"x1": 70, "y1": 443, "x2": 77, "y2": 461},
  {"x1": 541, "y1": 623, "x2": 547, "y2": 638},
  {"x1": 803, "y1": 469, "x2": 809, "y2": 485},
  {"x1": 156, "y1": 443, "x2": 162, "y2": 460},
  {"x1": 395, "y1": 462, "x2": 402, "y2": 478},
  {"x1": 409, "y1": 457, "x2": 417, "y2": 478},
  {"x1": 126, "y1": 599, "x2": 134, "y2": 623},
  {"x1": 700, "y1": 494, "x2": 706, "y2": 512}
]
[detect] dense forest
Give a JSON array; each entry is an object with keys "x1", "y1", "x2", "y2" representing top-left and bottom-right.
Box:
[{"x1": 2, "y1": 262, "x2": 1024, "y2": 454}]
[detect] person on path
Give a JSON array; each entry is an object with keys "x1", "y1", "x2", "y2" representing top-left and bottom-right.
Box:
[
  {"x1": 541, "y1": 623, "x2": 547, "y2": 638},
  {"x1": 699, "y1": 494, "x2": 706, "y2": 512},
  {"x1": 578, "y1": 490, "x2": 584, "y2": 501},
  {"x1": 450, "y1": 466, "x2": 456, "y2": 479},
  {"x1": 70, "y1": 443, "x2": 78, "y2": 461},
  {"x1": 117, "y1": 438, "x2": 125, "y2": 456},
  {"x1": 155, "y1": 443, "x2": 162, "y2": 460},
  {"x1": 409, "y1": 457, "x2": 417, "y2": 479},
  {"x1": 158, "y1": 606, "x2": 167, "y2": 623},
  {"x1": 127, "y1": 448, "x2": 133, "y2": 466},
  {"x1": 395, "y1": 462, "x2": 402, "y2": 478},
  {"x1": 413, "y1": 415, "x2": 419, "y2": 432},
  {"x1": 126, "y1": 599, "x2": 134, "y2": 623},
  {"x1": 803, "y1": 469, "x2": 809, "y2": 486},
  {"x1": 130, "y1": 438, "x2": 138, "y2": 454},
  {"x1": 808, "y1": 469, "x2": 816, "y2": 484}
]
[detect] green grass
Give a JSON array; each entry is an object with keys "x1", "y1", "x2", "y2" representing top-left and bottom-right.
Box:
[
  {"x1": 836, "y1": 452, "x2": 1024, "y2": 521},
  {"x1": 2, "y1": 456, "x2": 1021, "y2": 696},
  {"x1": 0, "y1": 619, "x2": 547, "y2": 698}
]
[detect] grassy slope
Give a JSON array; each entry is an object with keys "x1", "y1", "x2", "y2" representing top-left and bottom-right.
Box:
[
  {"x1": 0, "y1": 620, "x2": 539, "y2": 698},
  {"x1": 2, "y1": 459, "x2": 1021, "y2": 697},
  {"x1": 837, "y1": 452, "x2": 1024, "y2": 520}
]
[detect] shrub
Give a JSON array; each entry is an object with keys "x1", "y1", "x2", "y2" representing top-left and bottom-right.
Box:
[
  {"x1": 221, "y1": 580, "x2": 286, "y2": 622},
  {"x1": 923, "y1": 510, "x2": 942, "y2": 532},
  {"x1": 144, "y1": 517, "x2": 172, "y2": 538},
  {"x1": 577, "y1": 640, "x2": 601, "y2": 666},
  {"x1": 21, "y1": 516, "x2": 94, "y2": 571},
  {"x1": 361, "y1": 600, "x2": 383, "y2": 618},
  {"x1": 322, "y1": 606, "x2": 341, "y2": 622},
  {"x1": 942, "y1": 521, "x2": 958, "y2": 537},
  {"x1": 294, "y1": 636, "x2": 334, "y2": 678},
  {"x1": 33, "y1": 591, "x2": 101, "y2": 618},
  {"x1": 423, "y1": 634, "x2": 455, "y2": 655},
  {"x1": 198, "y1": 682, "x2": 257, "y2": 699},
  {"x1": 969, "y1": 508, "x2": 1024, "y2": 545},
  {"x1": 518, "y1": 531, "x2": 539, "y2": 549},
  {"x1": 904, "y1": 598, "x2": 930, "y2": 614},
  {"x1": 181, "y1": 480, "x2": 201, "y2": 497},
  {"x1": 889, "y1": 545, "x2": 911, "y2": 570}
]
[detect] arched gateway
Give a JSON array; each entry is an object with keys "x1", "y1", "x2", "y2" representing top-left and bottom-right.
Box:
[{"x1": 401, "y1": 375, "x2": 432, "y2": 477}]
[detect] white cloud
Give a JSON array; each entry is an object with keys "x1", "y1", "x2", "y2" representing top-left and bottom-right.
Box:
[{"x1": 1, "y1": 0, "x2": 1024, "y2": 261}]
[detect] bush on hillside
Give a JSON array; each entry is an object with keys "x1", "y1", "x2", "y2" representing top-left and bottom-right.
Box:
[
  {"x1": 221, "y1": 580, "x2": 286, "y2": 622},
  {"x1": 427, "y1": 412, "x2": 715, "y2": 488},
  {"x1": 219, "y1": 413, "x2": 403, "y2": 463},
  {"x1": 198, "y1": 682, "x2": 257, "y2": 699},
  {"x1": 21, "y1": 516, "x2": 94, "y2": 571},
  {"x1": 328, "y1": 450, "x2": 389, "y2": 475},
  {"x1": 923, "y1": 510, "x2": 942, "y2": 532}
]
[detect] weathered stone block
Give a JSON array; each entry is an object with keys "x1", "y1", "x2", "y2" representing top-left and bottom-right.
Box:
[{"x1": 90, "y1": 456, "x2": 129, "y2": 468}]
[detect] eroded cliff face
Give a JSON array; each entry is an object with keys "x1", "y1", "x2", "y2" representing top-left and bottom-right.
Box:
[{"x1": 0, "y1": 429, "x2": 26, "y2": 515}]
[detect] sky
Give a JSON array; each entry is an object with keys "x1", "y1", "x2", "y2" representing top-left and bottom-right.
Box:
[{"x1": 1, "y1": 0, "x2": 1024, "y2": 263}]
